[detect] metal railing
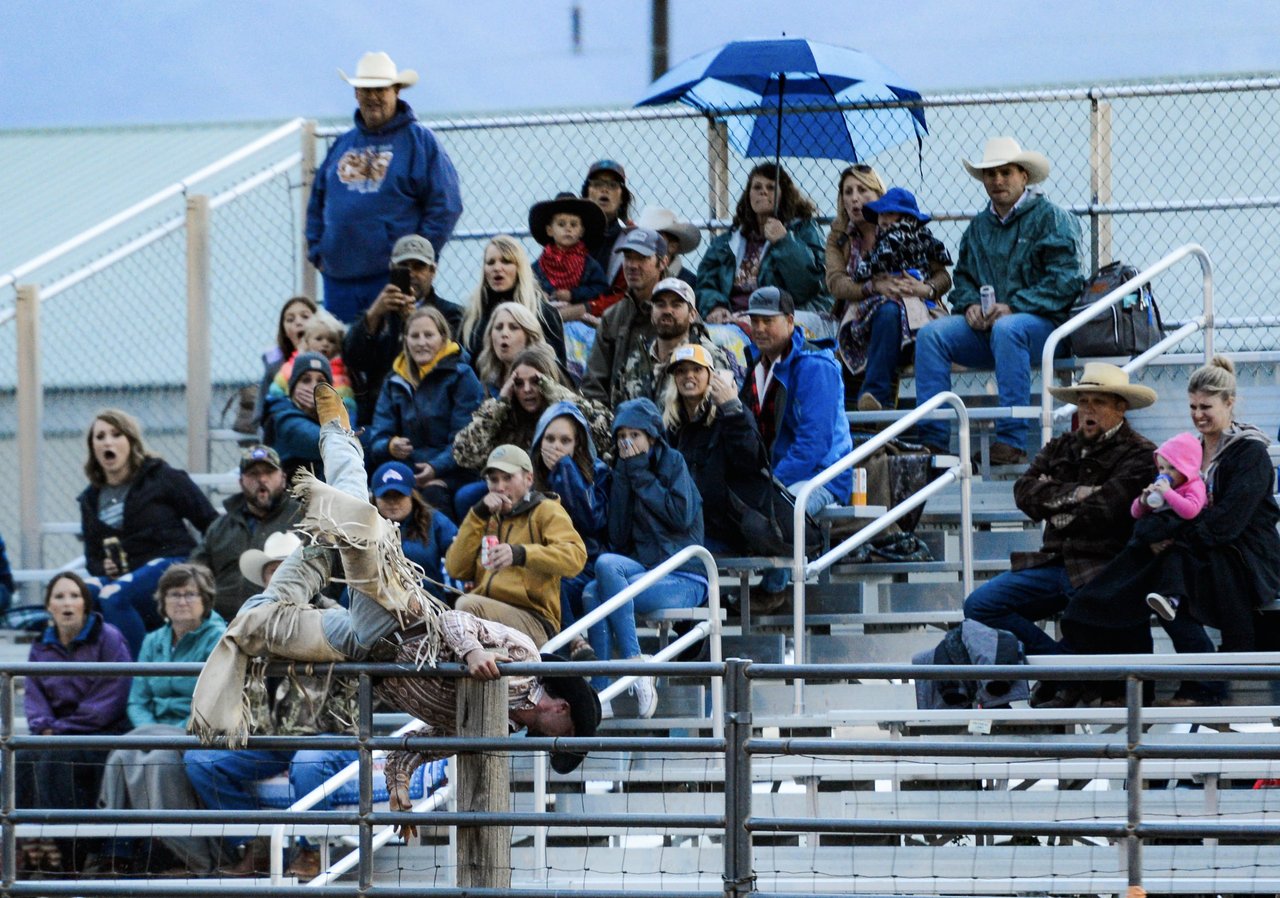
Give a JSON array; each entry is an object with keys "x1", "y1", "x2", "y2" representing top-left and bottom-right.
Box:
[
  {"x1": 1039, "y1": 244, "x2": 1215, "y2": 445},
  {"x1": 789, "y1": 391, "x2": 973, "y2": 714}
]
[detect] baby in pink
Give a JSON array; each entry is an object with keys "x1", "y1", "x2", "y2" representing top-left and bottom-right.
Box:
[{"x1": 1132, "y1": 432, "x2": 1206, "y2": 620}]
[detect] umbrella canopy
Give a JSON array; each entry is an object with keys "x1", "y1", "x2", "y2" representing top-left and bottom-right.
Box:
[{"x1": 636, "y1": 38, "x2": 927, "y2": 162}]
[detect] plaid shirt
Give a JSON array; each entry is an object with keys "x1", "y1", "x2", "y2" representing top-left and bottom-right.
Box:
[{"x1": 379, "y1": 610, "x2": 544, "y2": 792}]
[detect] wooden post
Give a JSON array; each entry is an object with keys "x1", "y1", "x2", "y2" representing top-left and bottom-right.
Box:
[
  {"x1": 1089, "y1": 100, "x2": 1113, "y2": 272},
  {"x1": 455, "y1": 677, "x2": 511, "y2": 888},
  {"x1": 299, "y1": 120, "x2": 318, "y2": 301},
  {"x1": 15, "y1": 285, "x2": 43, "y2": 578},
  {"x1": 185, "y1": 194, "x2": 211, "y2": 474},
  {"x1": 706, "y1": 118, "x2": 731, "y2": 227}
]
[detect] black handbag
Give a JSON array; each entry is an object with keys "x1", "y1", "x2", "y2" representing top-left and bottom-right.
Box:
[{"x1": 1068, "y1": 261, "x2": 1164, "y2": 357}]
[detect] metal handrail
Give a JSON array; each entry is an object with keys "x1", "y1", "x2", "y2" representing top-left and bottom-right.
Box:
[
  {"x1": 790, "y1": 391, "x2": 973, "y2": 714},
  {"x1": 1038, "y1": 244, "x2": 1214, "y2": 445},
  {"x1": 0, "y1": 118, "x2": 304, "y2": 298}
]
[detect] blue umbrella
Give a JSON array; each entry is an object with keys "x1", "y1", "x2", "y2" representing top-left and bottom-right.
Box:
[{"x1": 636, "y1": 38, "x2": 927, "y2": 164}]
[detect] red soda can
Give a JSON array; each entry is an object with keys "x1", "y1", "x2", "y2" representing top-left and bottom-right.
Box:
[{"x1": 481, "y1": 535, "x2": 500, "y2": 568}]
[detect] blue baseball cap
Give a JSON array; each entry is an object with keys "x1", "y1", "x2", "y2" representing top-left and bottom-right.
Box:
[{"x1": 371, "y1": 461, "x2": 414, "y2": 497}]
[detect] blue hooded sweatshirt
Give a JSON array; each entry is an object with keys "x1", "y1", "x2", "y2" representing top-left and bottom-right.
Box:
[
  {"x1": 305, "y1": 100, "x2": 463, "y2": 281},
  {"x1": 609, "y1": 398, "x2": 704, "y2": 574},
  {"x1": 532, "y1": 401, "x2": 611, "y2": 564},
  {"x1": 740, "y1": 328, "x2": 853, "y2": 502}
]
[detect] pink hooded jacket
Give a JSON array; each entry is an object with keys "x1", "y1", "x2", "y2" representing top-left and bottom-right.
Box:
[{"x1": 1131, "y1": 431, "x2": 1207, "y2": 521}]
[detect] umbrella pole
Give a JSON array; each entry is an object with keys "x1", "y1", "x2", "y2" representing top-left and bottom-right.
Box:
[{"x1": 774, "y1": 72, "x2": 785, "y2": 217}]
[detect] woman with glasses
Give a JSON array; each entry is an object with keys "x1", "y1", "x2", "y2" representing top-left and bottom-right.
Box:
[
  {"x1": 578, "y1": 159, "x2": 636, "y2": 315},
  {"x1": 89, "y1": 564, "x2": 227, "y2": 876},
  {"x1": 826, "y1": 163, "x2": 953, "y2": 412}
]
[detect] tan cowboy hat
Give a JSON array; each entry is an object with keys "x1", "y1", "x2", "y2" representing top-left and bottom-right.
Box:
[
  {"x1": 962, "y1": 137, "x2": 1051, "y2": 184},
  {"x1": 635, "y1": 206, "x2": 702, "y2": 254},
  {"x1": 339, "y1": 52, "x2": 418, "y2": 89},
  {"x1": 238, "y1": 531, "x2": 304, "y2": 588},
  {"x1": 1048, "y1": 362, "x2": 1157, "y2": 410}
]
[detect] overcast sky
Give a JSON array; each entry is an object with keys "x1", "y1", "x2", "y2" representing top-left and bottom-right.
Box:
[{"x1": 3, "y1": 0, "x2": 1277, "y2": 128}]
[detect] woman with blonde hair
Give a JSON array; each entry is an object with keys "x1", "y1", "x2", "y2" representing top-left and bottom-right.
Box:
[
  {"x1": 78, "y1": 409, "x2": 218, "y2": 656},
  {"x1": 474, "y1": 302, "x2": 549, "y2": 393},
  {"x1": 460, "y1": 235, "x2": 566, "y2": 367}
]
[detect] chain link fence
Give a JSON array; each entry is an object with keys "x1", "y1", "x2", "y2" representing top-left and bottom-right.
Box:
[{"x1": 4, "y1": 79, "x2": 1279, "y2": 573}]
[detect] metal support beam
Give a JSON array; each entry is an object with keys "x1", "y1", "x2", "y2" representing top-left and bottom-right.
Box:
[
  {"x1": 16, "y1": 285, "x2": 43, "y2": 578},
  {"x1": 185, "y1": 194, "x2": 211, "y2": 474},
  {"x1": 300, "y1": 120, "x2": 318, "y2": 301},
  {"x1": 723, "y1": 659, "x2": 755, "y2": 898}
]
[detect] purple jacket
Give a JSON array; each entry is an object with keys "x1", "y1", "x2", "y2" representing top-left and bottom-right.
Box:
[{"x1": 25, "y1": 613, "x2": 132, "y2": 735}]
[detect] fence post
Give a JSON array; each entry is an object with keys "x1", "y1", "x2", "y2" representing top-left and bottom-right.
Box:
[
  {"x1": 186, "y1": 194, "x2": 211, "y2": 474},
  {"x1": 1125, "y1": 674, "x2": 1143, "y2": 893},
  {"x1": 1, "y1": 674, "x2": 15, "y2": 890},
  {"x1": 455, "y1": 676, "x2": 511, "y2": 888},
  {"x1": 706, "y1": 117, "x2": 731, "y2": 226},
  {"x1": 300, "y1": 120, "x2": 319, "y2": 302},
  {"x1": 1089, "y1": 97, "x2": 1113, "y2": 273},
  {"x1": 16, "y1": 285, "x2": 43, "y2": 578},
  {"x1": 357, "y1": 673, "x2": 375, "y2": 890},
  {"x1": 723, "y1": 658, "x2": 754, "y2": 898}
]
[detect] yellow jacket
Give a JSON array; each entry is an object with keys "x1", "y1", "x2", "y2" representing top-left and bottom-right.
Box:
[{"x1": 445, "y1": 491, "x2": 586, "y2": 633}]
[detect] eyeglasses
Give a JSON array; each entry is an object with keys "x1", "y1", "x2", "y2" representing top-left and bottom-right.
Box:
[{"x1": 166, "y1": 591, "x2": 203, "y2": 603}]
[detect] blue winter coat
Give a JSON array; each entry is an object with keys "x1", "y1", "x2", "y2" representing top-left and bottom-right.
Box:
[
  {"x1": 740, "y1": 328, "x2": 852, "y2": 502},
  {"x1": 127, "y1": 612, "x2": 227, "y2": 728},
  {"x1": 402, "y1": 512, "x2": 458, "y2": 602},
  {"x1": 265, "y1": 394, "x2": 326, "y2": 481},
  {"x1": 370, "y1": 346, "x2": 485, "y2": 476},
  {"x1": 695, "y1": 218, "x2": 830, "y2": 317},
  {"x1": 532, "y1": 401, "x2": 611, "y2": 564},
  {"x1": 609, "y1": 398, "x2": 704, "y2": 574},
  {"x1": 305, "y1": 100, "x2": 463, "y2": 281}
]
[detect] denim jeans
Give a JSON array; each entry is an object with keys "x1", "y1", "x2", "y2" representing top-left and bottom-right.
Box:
[
  {"x1": 913, "y1": 312, "x2": 1057, "y2": 450},
  {"x1": 581, "y1": 553, "x2": 707, "y2": 688},
  {"x1": 962, "y1": 564, "x2": 1074, "y2": 657},
  {"x1": 861, "y1": 301, "x2": 904, "y2": 407},
  {"x1": 185, "y1": 748, "x2": 358, "y2": 849}
]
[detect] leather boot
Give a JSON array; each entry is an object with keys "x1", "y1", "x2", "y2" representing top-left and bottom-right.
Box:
[
  {"x1": 313, "y1": 382, "x2": 350, "y2": 431},
  {"x1": 218, "y1": 837, "x2": 271, "y2": 877}
]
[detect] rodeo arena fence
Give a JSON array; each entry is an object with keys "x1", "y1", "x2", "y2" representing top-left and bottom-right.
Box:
[{"x1": 1, "y1": 76, "x2": 1280, "y2": 894}]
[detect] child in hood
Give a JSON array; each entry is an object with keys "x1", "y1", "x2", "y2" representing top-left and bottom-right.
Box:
[
  {"x1": 854, "y1": 187, "x2": 952, "y2": 285},
  {"x1": 1134, "y1": 432, "x2": 1207, "y2": 621}
]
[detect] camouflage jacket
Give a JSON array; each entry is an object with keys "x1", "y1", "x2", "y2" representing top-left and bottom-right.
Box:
[{"x1": 453, "y1": 378, "x2": 614, "y2": 471}]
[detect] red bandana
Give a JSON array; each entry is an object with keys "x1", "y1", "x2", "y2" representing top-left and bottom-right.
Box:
[{"x1": 539, "y1": 242, "x2": 589, "y2": 291}]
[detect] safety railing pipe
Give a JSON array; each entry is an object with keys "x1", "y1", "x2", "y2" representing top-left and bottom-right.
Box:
[
  {"x1": 2, "y1": 673, "x2": 14, "y2": 890},
  {"x1": 1039, "y1": 244, "x2": 1213, "y2": 445},
  {"x1": 1126, "y1": 675, "x2": 1144, "y2": 892},
  {"x1": 357, "y1": 674, "x2": 375, "y2": 890},
  {"x1": 791, "y1": 391, "x2": 972, "y2": 713},
  {"x1": 723, "y1": 659, "x2": 755, "y2": 898}
]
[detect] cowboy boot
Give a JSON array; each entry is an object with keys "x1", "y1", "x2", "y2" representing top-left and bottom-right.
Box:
[{"x1": 313, "y1": 382, "x2": 350, "y2": 431}]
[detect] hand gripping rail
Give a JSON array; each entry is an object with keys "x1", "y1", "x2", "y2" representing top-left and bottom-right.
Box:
[
  {"x1": 1039, "y1": 244, "x2": 1215, "y2": 446},
  {"x1": 791, "y1": 390, "x2": 973, "y2": 714}
]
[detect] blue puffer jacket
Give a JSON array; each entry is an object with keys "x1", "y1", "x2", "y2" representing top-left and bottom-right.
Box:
[
  {"x1": 127, "y1": 612, "x2": 227, "y2": 728},
  {"x1": 370, "y1": 345, "x2": 485, "y2": 475},
  {"x1": 609, "y1": 398, "x2": 704, "y2": 574},
  {"x1": 695, "y1": 218, "x2": 829, "y2": 316},
  {"x1": 533, "y1": 401, "x2": 612, "y2": 564},
  {"x1": 305, "y1": 100, "x2": 463, "y2": 281},
  {"x1": 402, "y1": 512, "x2": 459, "y2": 602},
  {"x1": 740, "y1": 328, "x2": 852, "y2": 502},
  {"x1": 266, "y1": 395, "x2": 326, "y2": 480}
]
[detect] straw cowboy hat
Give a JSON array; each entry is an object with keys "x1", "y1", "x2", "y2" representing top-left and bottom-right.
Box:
[
  {"x1": 1048, "y1": 362, "x2": 1157, "y2": 410},
  {"x1": 339, "y1": 52, "x2": 418, "y2": 89},
  {"x1": 962, "y1": 137, "x2": 1051, "y2": 184},
  {"x1": 238, "y1": 531, "x2": 304, "y2": 588},
  {"x1": 635, "y1": 207, "x2": 702, "y2": 254}
]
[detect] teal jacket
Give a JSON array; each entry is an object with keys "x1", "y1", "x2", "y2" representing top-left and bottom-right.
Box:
[
  {"x1": 695, "y1": 218, "x2": 829, "y2": 316},
  {"x1": 949, "y1": 192, "x2": 1084, "y2": 324},
  {"x1": 127, "y1": 612, "x2": 227, "y2": 728}
]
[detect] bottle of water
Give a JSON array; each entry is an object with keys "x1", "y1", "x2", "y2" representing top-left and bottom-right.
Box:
[
  {"x1": 979, "y1": 285, "x2": 996, "y2": 315},
  {"x1": 1144, "y1": 473, "x2": 1173, "y2": 508}
]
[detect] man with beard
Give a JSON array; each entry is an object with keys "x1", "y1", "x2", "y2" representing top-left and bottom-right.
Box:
[
  {"x1": 614, "y1": 278, "x2": 735, "y2": 404},
  {"x1": 190, "y1": 445, "x2": 302, "y2": 620},
  {"x1": 962, "y1": 363, "x2": 1157, "y2": 659}
]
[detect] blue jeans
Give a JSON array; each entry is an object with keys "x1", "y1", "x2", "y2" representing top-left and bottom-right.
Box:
[
  {"x1": 185, "y1": 748, "x2": 358, "y2": 849},
  {"x1": 913, "y1": 312, "x2": 1058, "y2": 450},
  {"x1": 581, "y1": 553, "x2": 707, "y2": 688},
  {"x1": 759, "y1": 482, "x2": 837, "y2": 594},
  {"x1": 93, "y1": 556, "x2": 185, "y2": 657},
  {"x1": 963, "y1": 564, "x2": 1074, "y2": 657},
  {"x1": 862, "y1": 301, "x2": 903, "y2": 407}
]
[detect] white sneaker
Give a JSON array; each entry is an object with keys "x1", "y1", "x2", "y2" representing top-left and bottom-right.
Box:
[
  {"x1": 630, "y1": 674, "x2": 658, "y2": 719},
  {"x1": 1146, "y1": 592, "x2": 1179, "y2": 621}
]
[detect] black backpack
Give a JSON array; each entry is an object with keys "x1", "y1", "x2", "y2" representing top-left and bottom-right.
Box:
[{"x1": 1068, "y1": 261, "x2": 1164, "y2": 357}]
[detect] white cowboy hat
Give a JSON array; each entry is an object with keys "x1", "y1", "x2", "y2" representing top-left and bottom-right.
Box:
[
  {"x1": 635, "y1": 207, "x2": 702, "y2": 254},
  {"x1": 238, "y1": 531, "x2": 304, "y2": 588},
  {"x1": 962, "y1": 137, "x2": 1051, "y2": 184},
  {"x1": 339, "y1": 52, "x2": 418, "y2": 89},
  {"x1": 1048, "y1": 362, "x2": 1157, "y2": 410}
]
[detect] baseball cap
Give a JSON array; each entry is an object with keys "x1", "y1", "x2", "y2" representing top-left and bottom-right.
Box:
[
  {"x1": 614, "y1": 227, "x2": 665, "y2": 257},
  {"x1": 669, "y1": 343, "x2": 714, "y2": 370},
  {"x1": 239, "y1": 444, "x2": 282, "y2": 473},
  {"x1": 371, "y1": 461, "x2": 415, "y2": 498},
  {"x1": 746, "y1": 286, "x2": 795, "y2": 317},
  {"x1": 652, "y1": 277, "x2": 696, "y2": 308},
  {"x1": 484, "y1": 444, "x2": 533, "y2": 475},
  {"x1": 390, "y1": 234, "x2": 436, "y2": 267},
  {"x1": 586, "y1": 159, "x2": 627, "y2": 183}
]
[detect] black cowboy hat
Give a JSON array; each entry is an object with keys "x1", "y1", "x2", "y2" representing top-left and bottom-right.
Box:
[
  {"x1": 533, "y1": 652, "x2": 602, "y2": 774},
  {"x1": 528, "y1": 193, "x2": 607, "y2": 251}
]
